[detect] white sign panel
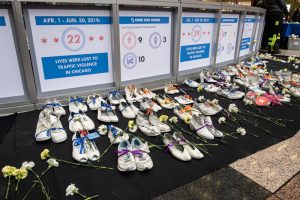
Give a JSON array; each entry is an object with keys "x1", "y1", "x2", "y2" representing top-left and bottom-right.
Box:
[
  {"x1": 253, "y1": 16, "x2": 261, "y2": 52},
  {"x1": 216, "y1": 14, "x2": 239, "y2": 64},
  {"x1": 179, "y1": 13, "x2": 216, "y2": 71},
  {"x1": 119, "y1": 11, "x2": 171, "y2": 82},
  {"x1": 239, "y1": 15, "x2": 256, "y2": 57},
  {"x1": 27, "y1": 9, "x2": 113, "y2": 92},
  {"x1": 0, "y1": 9, "x2": 25, "y2": 98}
]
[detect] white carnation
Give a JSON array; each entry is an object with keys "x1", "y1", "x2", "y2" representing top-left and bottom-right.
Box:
[
  {"x1": 66, "y1": 183, "x2": 79, "y2": 196},
  {"x1": 228, "y1": 103, "x2": 239, "y2": 113},
  {"x1": 218, "y1": 117, "x2": 226, "y2": 124},
  {"x1": 21, "y1": 161, "x2": 35, "y2": 170},
  {"x1": 47, "y1": 158, "x2": 59, "y2": 167},
  {"x1": 237, "y1": 127, "x2": 246, "y2": 135}
]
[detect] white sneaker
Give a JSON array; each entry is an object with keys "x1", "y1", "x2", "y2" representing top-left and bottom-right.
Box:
[
  {"x1": 172, "y1": 132, "x2": 203, "y2": 159},
  {"x1": 97, "y1": 108, "x2": 110, "y2": 123},
  {"x1": 79, "y1": 112, "x2": 95, "y2": 130},
  {"x1": 173, "y1": 106, "x2": 192, "y2": 120},
  {"x1": 193, "y1": 100, "x2": 222, "y2": 116},
  {"x1": 184, "y1": 78, "x2": 199, "y2": 88},
  {"x1": 174, "y1": 95, "x2": 194, "y2": 105},
  {"x1": 203, "y1": 116, "x2": 223, "y2": 137},
  {"x1": 50, "y1": 115, "x2": 67, "y2": 143},
  {"x1": 76, "y1": 97, "x2": 88, "y2": 112},
  {"x1": 117, "y1": 140, "x2": 136, "y2": 172},
  {"x1": 140, "y1": 100, "x2": 162, "y2": 112},
  {"x1": 216, "y1": 88, "x2": 245, "y2": 99},
  {"x1": 52, "y1": 99, "x2": 66, "y2": 116},
  {"x1": 72, "y1": 133, "x2": 88, "y2": 163},
  {"x1": 131, "y1": 137, "x2": 153, "y2": 171},
  {"x1": 107, "y1": 125, "x2": 129, "y2": 144},
  {"x1": 164, "y1": 83, "x2": 179, "y2": 94},
  {"x1": 139, "y1": 88, "x2": 156, "y2": 99},
  {"x1": 203, "y1": 84, "x2": 220, "y2": 93},
  {"x1": 163, "y1": 133, "x2": 191, "y2": 161},
  {"x1": 156, "y1": 95, "x2": 178, "y2": 109},
  {"x1": 108, "y1": 91, "x2": 126, "y2": 105},
  {"x1": 148, "y1": 112, "x2": 171, "y2": 133},
  {"x1": 68, "y1": 113, "x2": 84, "y2": 133},
  {"x1": 119, "y1": 102, "x2": 136, "y2": 119},
  {"x1": 190, "y1": 115, "x2": 214, "y2": 140},
  {"x1": 107, "y1": 108, "x2": 119, "y2": 123},
  {"x1": 125, "y1": 84, "x2": 143, "y2": 103},
  {"x1": 87, "y1": 94, "x2": 103, "y2": 111},
  {"x1": 35, "y1": 112, "x2": 52, "y2": 142},
  {"x1": 69, "y1": 97, "x2": 79, "y2": 113},
  {"x1": 84, "y1": 138, "x2": 100, "y2": 161},
  {"x1": 136, "y1": 112, "x2": 161, "y2": 136}
]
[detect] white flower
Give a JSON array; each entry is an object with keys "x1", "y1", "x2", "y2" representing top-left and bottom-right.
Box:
[
  {"x1": 211, "y1": 99, "x2": 219, "y2": 105},
  {"x1": 198, "y1": 96, "x2": 205, "y2": 102},
  {"x1": 295, "y1": 65, "x2": 299, "y2": 70},
  {"x1": 244, "y1": 99, "x2": 253, "y2": 105},
  {"x1": 47, "y1": 158, "x2": 59, "y2": 167},
  {"x1": 169, "y1": 116, "x2": 179, "y2": 123},
  {"x1": 98, "y1": 125, "x2": 108, "y2": 135},
  {"x1": 218, "y1": 117, "x2": 226, "y2": 124},
  {"x1": 237, "y1": 127, "x2": 246, "y2": 135},
  {"x1": 228, "y1": 103, "x2": 239, "y2": 113},
  {"x1": 66, "y1": 183, "x2": 79, "y2": 196},
  {"x1": 21, "y1": 161, "x2": 35, "y2": 170}
]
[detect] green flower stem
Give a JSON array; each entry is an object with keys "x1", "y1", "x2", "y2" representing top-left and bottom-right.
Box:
[
  {"x1": 30, "y1": 169, "x2": 50, "y2": 200},
  {"x1": 76, "y1": 191, "x2": 87, "y2": 199},
  {"x1": 53, "y1": 158, "x2": 113, "y2": 170},
  {"x1": 15, "y1": 179, "x2": 20, "y2": 191},
  {"x1": 5, "y1": 176, "x2": 11, "y2": 199},
  {"x1": 127, "y1": 132, "x2": 163, "y2": 150},
  {"x1": 97, "y1": 142, "x2": 114, "y2": 162},
  {"x1": 239, "y1": 110, "x2": 286, "y2": 127},
  {"x1": 85, "y1": 194, "x2": 100, "y2": 200},
  {"x1": 23, "y1": 166, "x2": 51, "y2": 200}
]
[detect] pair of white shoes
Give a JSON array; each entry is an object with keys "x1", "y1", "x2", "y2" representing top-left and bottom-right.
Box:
[
  {"x1": 119, "y1": 102, "x2": 139, "y2": 119},
  {"x1": 164, "y1": 83, "x2": 180, "y2": 94},
  {"x1": 125, "y1": 84, "x2": 143, "y2": 103},
  {"x1": 184, "y1": 78, "x2": 199, "y2": 88},
  {"x1": 174, "y1": 95, "x2": 194, "y2": 105},
  {"x1": 190, "y1": 114, "x2": 223, "y2": 140},
  {"x1": 136, "y1": 112, "x2": 170, "y2": 136},
  {"x1": 163, "y1": 132, "x2": 203, "y2": 161},
  {"x1": 35, "y1": 109, "x2": 67, "y2": 143},
  {"x1": 156, "y1": 95, "x2": 178, "y2": 109},
  {"x1": 72, "y1": 133, "x2": 100, "y2": 163},
  {"x1": 140, "y1": 99, "x2": 162, "y2": 112},
  {"x1": 87, "y1": 94, "x2": 106, "y2": 110},
  {"x1": 97, "y1": 103, "x2": 118, "y2": 123},
  {"x1": 216, "y1": 86, "x2": 245, "y2": 99},
  {"x1": 139, "y1": 88, "x2": 156, "y2": 99},
  {"x1": 68, "y1": 112, "x2": 95, "y2": 133},
  {"x1": 203, "y1": 83, "x2": 220, "y2": 93},
  {"x1": 117, "y1": 138, "x2": 153, "y2": 172},
  {"x1": 108, "y1": 91, "x2": 126, "y2": 105},
  {"x1": 195, "y1": 98, "x2": 223, "y2": 115},
  {"x1": 173, "y1": 106, "x2": 193, "y2": 120},
  {"x1": 69, "y1": 97, "x2": 88, "y2": 113},
  {"x1": 42, "y1": 100, "x2": 66, "y2": 117}
]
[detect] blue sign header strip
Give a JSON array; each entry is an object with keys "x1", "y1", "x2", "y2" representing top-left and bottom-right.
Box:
[
  {"x1": 221, "y1": 18, "x2": 238, "y2": 23},
  {"x1": 35, "y1": 16, "x2": 112, "y2": 25},
  {"x1": 0, "y1": 16, "x2": 6, "y2": 26},
  {"x1": 119, "y1": 16, "x2": 169, "y2": 24},
  {"x1": 245, "y1": 18, "x2": 256, "y2": 23},
  {"x1": 182, "y1": 17, "x2": 216, "y2": 24}
]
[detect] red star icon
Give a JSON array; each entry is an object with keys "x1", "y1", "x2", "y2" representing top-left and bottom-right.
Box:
[
  {"x1": 188, "y1": 32, "x2": 190, "y2": 36},
  {"x1": 41, "y1": 37, "x2": 47, "y2": 44},
  {"x1": 53, "y1": 37, "x2": 59, "y2": 43},
  {"x1": 208, "y1": 31, "x2": 210, "y2": 35},
  {"x1": 99, "y1": 35, "x2": 104, "y2": 41},
  {"x1": 89, "y1": 36, "x2": 94, "y2": 42}
]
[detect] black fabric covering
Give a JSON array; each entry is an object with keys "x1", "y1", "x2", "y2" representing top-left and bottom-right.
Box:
[{"x1": 0, "y1": 60, "x2": 299, "y2": 200}]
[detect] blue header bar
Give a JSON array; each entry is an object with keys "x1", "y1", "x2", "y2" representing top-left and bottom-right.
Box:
[
  {"x1": 0, "y1": 16, "x2": 6, "y2": 26},
  {"x1": 245, "y1": 18, "x2": 256, "y2": 23},
  {"x1": 35, "y1": 16, "x2": 112, "y2": 25},
  {"x1": 221, "y1": 18, "x2": 238, "y2": 23},
  {"x1": 182, "y1": 17, "x2": 216, "y2": 24},
  {"x1": 119, "y1": 16, "x2": 169, "y2": 24}
]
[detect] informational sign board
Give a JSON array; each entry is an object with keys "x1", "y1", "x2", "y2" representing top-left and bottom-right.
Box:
[
  {"x1": 253, "y1": 16, "x2": 261, "y2": 52},
  {"x1": 179, "y1": 12, "x2": 216, "y2": 72},
  {"x1": 216, "y1": 14, "x2": 239, "y2": 64},
  {"x1": 26, "y1": 9, "x2": 113, "y2": 93},
  {"x1": 119, "y1": 10, "x2": 172, "y2": 82},
  {"x1": 239, "y1": 15, "x2": 255, "y2": 57},
  {"x1": 0, "y1": 9, "x2": 25, "y2": 99}
]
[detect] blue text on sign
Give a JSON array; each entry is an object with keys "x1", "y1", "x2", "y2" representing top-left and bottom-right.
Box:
[
  {"x1": 221, "y1": 18, "x2": 238, "y2": 23},
  {"x1": 0, "y1": 16, "x2": 6, "y2": 26},
  {"x1": 42, "y1": 53, "x2": 109, "y2": 80},
  {"x1": 182, "y1": 17, "x2": 216, "y2": 23},
  {"x1": 240, "y1": 37, "x2": 251, "y2": 50},
  {"x1": 35, "y1": 16, "x2": 112, "y2": 25}
]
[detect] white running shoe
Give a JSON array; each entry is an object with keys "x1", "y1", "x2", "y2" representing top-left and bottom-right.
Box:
[
  {"x1": 76, "y1": 97, "x2": 88, "y2": 112},
  {"x1": 172, "y1": 132, "x2": 203, "y2": 159},
  {"x1": 72, "y1": 133, "x2": 88, "y2": 163},
  {"x1": 203, "y1": 116, "x2": 223, "y2": 137},
  {"x1": 139, "y1": 88, "x2": 156, "y2": 99},
  {"x1": 148, "y1": 112, "x2": 171, "y2": 133},
  {"x1": 35, "y1": 112, "x2": 52, "y2": 142},
  {"x1": 49, "y1": 115, "x2": 67, "y2": 143},
  {"x1": 131, "y1": 137, "x2": 153, "y2": 171},
  {"x1": 69, "y1": 97, "x2": 79, "y2": 113},
  {"x1": 136, "y1": 112, "x2": 161, "y2": 136},
  {"x1": 184, "y1": 78, "x2": 199, "y2": 88},
  {"x1": 107, "y1": 125, "x2": 129, "y2": 144},
  {"x1": 84, "y1": 138, "x2": 100, "y2": 161},
  {"x1": 87, "y1": 94, "x2": 103, "y2": 111},
  {"x1": 156, "y1": 95, "x2": 178, "y2": 109},
  {"x1": 174, "y1": 95, "x2": 194, "y2": 105},
  {"x1": 119, "y1": 102, "x2": 136, "y2": 119},
  {"x1": 190, "y1": 114, "x2": 214, "y2": 140},
  {"x1": 164, "y1": 83, "x2": 179, "y2": 94},
  {"x1": 125, "y1": 84, "x2": 143, "y2": 103},
  {"x1": 108, "y1": 91, "x2": 126, "y2": 105},
  {"x1": 68, "y1": 113, "x2": 84, "y2": 133},
  {"x1": 173, "y1": 106, "x2": 192, "y2": 120},
  {"x1": 52, "y1": 99, "x2": 66, "y2": 117},
  {"x1": 163, "y1": 133, "x2": 191, "y2": 161},
  {"x1": 117, "y1": 140, "x2": 136, "y2": 172}
]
